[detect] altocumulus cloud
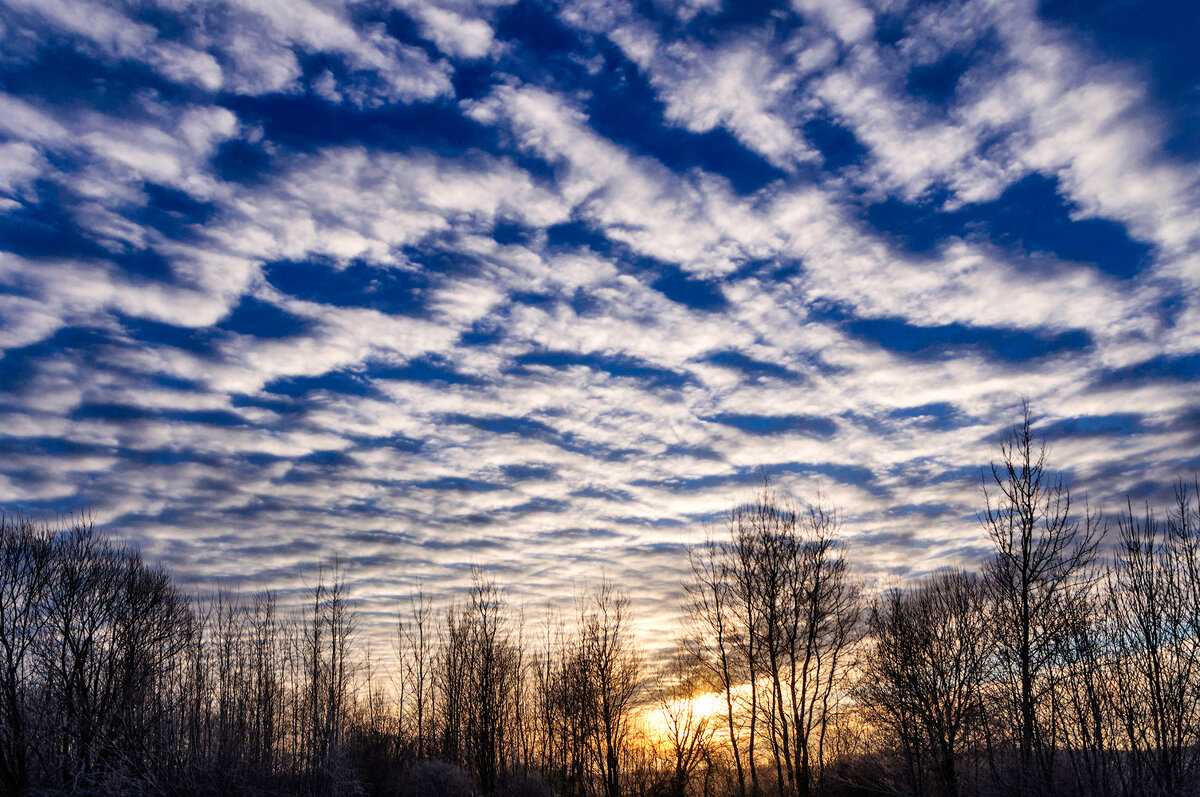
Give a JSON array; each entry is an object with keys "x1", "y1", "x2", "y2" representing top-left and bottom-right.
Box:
[{"x1": 1, "y1": 0, "x2": 1198, "y2": 649}]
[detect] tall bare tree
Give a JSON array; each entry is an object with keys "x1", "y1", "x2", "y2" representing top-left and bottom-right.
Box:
[
  {"x1": 463, "y1": 567, "x2": 517, "y2": 796},
  {"x1": 980, "y1": 404, "x2": 1101, "y2": 796},
  {"x1": 686, "y1": 528, "x2": 749, "y2": 797},
  {"x1": 0, "y1": 515, "x2": 54, "y2": 794},
  {"x1": 859, "y1": 570, "x2": 990, "y2": 797},
  {"x1": 684, "y1": 478, "x2": 861, "y2": 797},
  {"x1": 580, "y1": 580, "x2": 642, "y2": 797},
  {"x1": 1107, "y1": 482, "x2": 1200, "y2": 797},
  {"x1": 397, "y1": 584, "x2": 434, "y2": 758},
  {"x1": 654, "y1": 649, "x2": 717, "y2": 797}
]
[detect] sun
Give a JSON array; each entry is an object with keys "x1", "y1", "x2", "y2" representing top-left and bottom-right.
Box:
[
  {"x1": 639, "y1": 688, "x2": 727, "y2": 748},
  {"x1": 681, "y1": 691, "x2": 724, "y2": 719}
]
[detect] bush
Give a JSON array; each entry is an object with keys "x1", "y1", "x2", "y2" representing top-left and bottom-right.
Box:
[
  {"x1": 498, "y1": 774, "x2": 554, "y2": 797},
  {"x1": 395, "y1": 759, "x2": 474, "y2": 797}
]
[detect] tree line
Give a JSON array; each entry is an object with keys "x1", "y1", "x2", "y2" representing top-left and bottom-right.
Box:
[{"x1": 2, "y1": 408, "x2": 1199, "y2": 796}]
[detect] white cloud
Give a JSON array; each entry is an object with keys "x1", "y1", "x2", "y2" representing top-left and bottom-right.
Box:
[
  {"x1": 4, "y1": 0, "x2": 224, "y2": 90},
  {"x1": 1, "y1": 0, "x2": 1197, "y2": 646},
  {"x1": 5, "y1": 0, "x2": 455, "y2": 103},
  {"x1": 0, "y1": 141, "x2": 44, "y2": 200},
  {"x1": 402, "y1": 3, "x2": 496, "y2": 59},
  {"x1": 791, "y1": 0, "x2": 874, "y2": 44}
]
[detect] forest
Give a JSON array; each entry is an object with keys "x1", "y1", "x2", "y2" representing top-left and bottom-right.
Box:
[{"x1": 2, "y1": 411, "x2": 1199, "y2": 797}]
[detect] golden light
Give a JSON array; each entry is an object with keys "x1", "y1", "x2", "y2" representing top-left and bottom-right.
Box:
[
  {"x1": 638, "y1": 688, "x2": 726, "y2": 748},
  {"x1": 681, "y1": 691, "x2": 724, "y2": 719}
]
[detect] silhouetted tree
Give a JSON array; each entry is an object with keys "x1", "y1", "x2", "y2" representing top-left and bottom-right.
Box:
[
  {"x1": 859, "y1": 570, "x2": 989, "y2": 797},
  {"x1": 980, "y1": 404, "x2": 1101, "y2": 796},
  {"x1": 7, "y1": 444, "x2": 1200, "y2": 797},
  {"x1": 1107, "y1": 481, "x2": 1200, "y2": 797},
  {"x1": 653, "y1": 649, "x2": 717, "y2": 797},
  {"x1": 686, "y1": 527, "x2": 749, "y2": 797},
  {"x1": 580, "y1": 579, "x2": 642, "y2": 797},
  {"x1": 464, "y1": 567, "x2": 518, "y2": 796},
  {"x1": 0, "y1": 515, "x2": 53, "y2": 794},
  {"x1": 398, "y1": 584, "x2": 435, "y2": 758},
  {"x1": 683, "y1": 479, "x2": 861, "y2": 797}
]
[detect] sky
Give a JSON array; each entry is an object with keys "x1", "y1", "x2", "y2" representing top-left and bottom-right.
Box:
[{"x1": 1, "y1": 0, "x2": 1198, "y2": 647}]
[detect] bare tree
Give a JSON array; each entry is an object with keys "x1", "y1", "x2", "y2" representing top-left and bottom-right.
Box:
[
  {"x1": 437, "y1": 600, "x2": 469, "y2": 770},
  {"x1": 682, "y1": 478, "x2": 861, "y2": 797},
  {"x1": 1107, "y1": 482, "x2": 1200, "y2": 797},
  {"x1": 579, "y1": 579, "x2": 642, "y2": 797},
  {"x1": 786, "y1": 499, "x2": 862, "y2": 796},
  {"x1": 463, "y1": 567, "x2": 517, "y2": 796},
  {"x1": 859, "y1": 570, "x2": 990, "y2": 797},
  {"x1": 729, "y1": 500, "x2": 765, "y2": 796},
  {"x1": 1053, "y1": 578, "x2": 1116, "y2": 797},
  {"x1": 980, "y1": 404, "x2": 1101, "y2": 796},
  {"x1": 654, "y1": 649, "x2": 717, "y2": 797},
  {"x1": 686, "y1": 528, "x2": 749, "y2": 797},
  {"x1": 298, "y1": 561, "x2": 358, "y2": 793},
  {"x1": 398, "y1": 584, "x2": 434, "y2": 758},
  {"x1": 0, "y1": 515, "x2": 54, "y2": 794}
]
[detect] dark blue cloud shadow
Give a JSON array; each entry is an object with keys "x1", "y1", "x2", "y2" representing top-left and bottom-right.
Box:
[
  {"x1": 219, "y1": 296, "x2": 311, "y2": 338},
  {"x1": 1040, "y1": 413, "x2": 1147, "y2": 439},
  {"x1": 263, "y1": 370, "x2": 376, "y2": 398},
  {"x1": 70, "y1": 402, "x2": 248, "y2": 429},
  {"x1": 703, "y1": 350, "x2": 800, "y2": 382},
  {"x1": 652, "y1": 265, "x2": 728, "y2": 311},
  {"x1": 883, "y1": 503, "x2": 960, "y2": 522},
  {"x1": 571, "y1": 484, "x2": 636, "y2": 503},
  {"x1": 707, "y1": 413, "x2": 838, "y2": 438},
  {"x1": 587, "y1": 48, "x2": 787, "y2": 195},
  {"x1": 133, "y1": 183, "x2": 217, "y2": 241},
  {"x1": 373, "y1": 355, "x2": 486, "y2": 386},
  {"x1": 546, "y1": 219, "x2": 611, "y2": 252},
  {"x1": 821, "y1": 303, "x2": 1094, "y2": 363},
  {"x1": 216, "y1": 94, "x2": 553, "y2": 182},
  {"x1": 770, "y1": 460, "x2": 888, "y2": 496},
  {"x1": 414, "y1": 476, "x2": 505, "y2": 492},
  {"x1": 903, "y1": 27, "x2": 1004, "y2": 110},
  {"x1": 906, "y1": 51, "x2": 974, "y2": 105},
  {"x1": 803, "y1": 116, "x2": 870, "y2": 172},
  {"x1": 0, "y1": 186, "x2": 110, "y2": 261},
  {"x1": 511, "y1": 349, "x2": 692, "y2": 390},
  {"x1": 264, "y1": 260, "x2": 433, "y2": 316},
  {"x1": 442, "y1": 412, "x2": 644, "y2": 462},
  {"x1": 0, "y1": 27, "x2": 205, "y2": 112},
  {"x1": 887, "y1": 402, "x2": 984, "y2": 432},
  {"x1": 632, "y1": 0, "x2": 798, "y2": 42},
  {"x1": 865, "y1": 173, "x2": 1154, "y2": 278},
  {"x1": 0, "y1": 327, "x2": 109, "y2": 395},
  {"x1": 545, "y1": 220, "x2": 729, "y2": 311},
  {"x1": 539, "y1": 526, "x2": 622, "y2": 541},
  {"x1": 211, "y1": 139, "x2": 273, "y2": 183},
  {"x1": 120, "y1": 316, "x2": 219, "y2": 355},
  {"x1": 1094, "y1": 352, "x2": 1200, "y2": 387},
  {"x1": 500, "y1": 463, "x2": 559, "y2": 482}
]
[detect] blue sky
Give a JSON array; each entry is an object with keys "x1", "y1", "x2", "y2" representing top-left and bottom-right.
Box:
[{"x1": 1, "y1": 0, "x2": 1198, "y2": 643}]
